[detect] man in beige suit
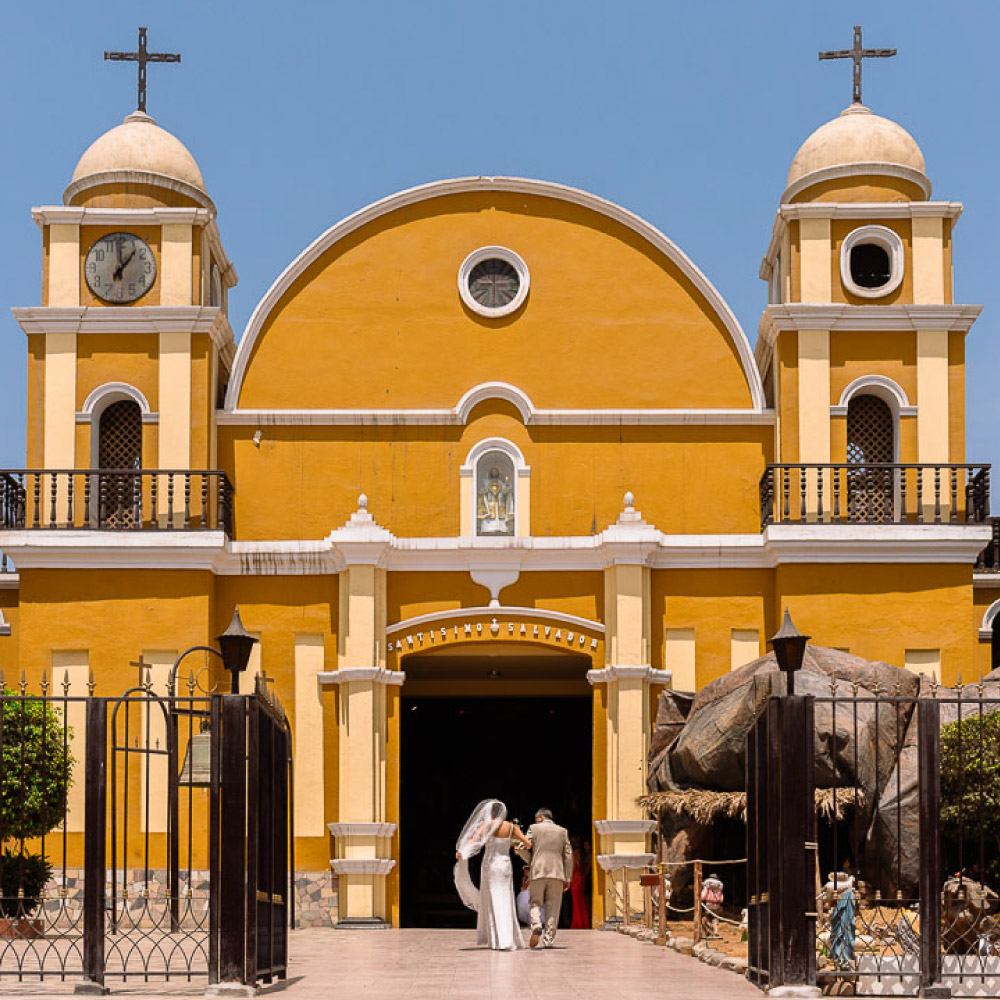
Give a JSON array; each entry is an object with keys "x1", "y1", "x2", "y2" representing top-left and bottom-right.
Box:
[{"x1": 516, "y1": 808, "x2": 572, "y2": 948}]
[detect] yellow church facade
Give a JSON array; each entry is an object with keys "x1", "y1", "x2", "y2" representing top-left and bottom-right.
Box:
[{"x1": 0, "y1": 99, "x2": 996, "y2": 927}]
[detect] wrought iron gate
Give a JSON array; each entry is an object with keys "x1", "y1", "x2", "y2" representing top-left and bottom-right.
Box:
[
  {"x1": 0, "y1": 674, "x2": 291, "y2": 991},
  {"x1": 747, "y1": 679, "x2": 1000, "y2": 996}
]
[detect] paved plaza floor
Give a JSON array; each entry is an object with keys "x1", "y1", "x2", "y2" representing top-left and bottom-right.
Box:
[
  {"x1": 277, "y1": 928, "x2": 761, "y2": 999},
  {"x1": 2, "y1": 928, "x2": 762, "y2": 998}
]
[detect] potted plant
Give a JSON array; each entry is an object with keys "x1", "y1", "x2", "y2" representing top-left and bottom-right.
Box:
[{"x1": 0, "y1": 687, "x2": 73, "y2": 940}]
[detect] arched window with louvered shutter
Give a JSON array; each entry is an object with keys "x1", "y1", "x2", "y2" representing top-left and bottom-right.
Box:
[
  {"x1": 97, "y1": 400, "x2": 142, "y2": 528},
  {"x1": 846, "y1": 394, "x2": 895, "y2": 522}
]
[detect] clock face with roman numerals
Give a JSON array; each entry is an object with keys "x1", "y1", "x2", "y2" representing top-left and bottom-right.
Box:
[{"x1": 84, "y1": 232, "x2": 156, "y2": 303}]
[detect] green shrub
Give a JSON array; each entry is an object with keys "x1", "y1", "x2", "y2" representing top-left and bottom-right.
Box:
[
  {"x1": 0, "y1": 688, "x2": 74, "y2": 843},
  {"x1": 0, "y1": 851, "x2": 52, "y2": 918},
  {"x1": 940, "y1": 709, "x2": 1000, "y2": 886},
  {"x1": 0, "y1": 688, "x2": 74, "y2": 919}
]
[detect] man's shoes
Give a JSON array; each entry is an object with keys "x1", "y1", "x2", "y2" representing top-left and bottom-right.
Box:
[{"x1": 529, "y1": 930, "x2": 542, "y2": 949}]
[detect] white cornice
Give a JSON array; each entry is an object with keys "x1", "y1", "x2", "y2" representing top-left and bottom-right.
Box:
[
  {"x1": 757, "y1": 304, "x2": 982, "y2": 368},
  {"x1": 760, "y1": 201, "x2": 963, "y2": 278},
  {"x1": 974, "y1": 573, "x2": 1000, "y2": 589},
  {"x1": 780, "y1": 162, "x2": 932, "y2": 206},
  {"x1": 317, "y1": 668, "x2": 404, "y2": 686},
  {"x1": 217, "y1": 380, "x2": 773, "y2": 432},
  {"x1": 386, "y1": 605, "x2": 605, "y2": 636},
  {"x1": 596, "y1": 853, "x2": 656, "y2": 871},
  {"x1": 0, "y1": 524, "x2": 989, "y2": 572},
  {"x1": 594, "y1": 820, "x2": 658, "y2": 835},
  {"x1": 0, "y1": 531, "x2": 227, "y2": 570},
  {"x1": 62, "y1": 170, "x2": 215, "y2": 213},
  {"x1": 587, "y1": 665, "x2": 672, "y2": 685},
  {"x1": 329, "y1": 859, "x2": 396, "y2": 876},
  {"x1": 32, "y1": 206, "x2": 212, "y2": 229},
  {"x1": 223, "y1": 175, "x2": 766, "y2": 412},
  {"x1": 12, "y1": 306, "x2": 237, "y2": 368},
  {"x1": 328, "y1": 822, "x2": 397, "y2": 838}
]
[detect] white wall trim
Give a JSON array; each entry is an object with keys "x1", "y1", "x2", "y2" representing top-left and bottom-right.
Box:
[
  {"x1": 586, "y1": 665, "x2": 671, "y2": 685},
  {"x1": 217, "y1": 382, "x2": 775, "y2": 427},
  {"x1": 839, "y1": 225, "x2": 905, "y2": 299},
  {"x1": 317, "y1": 667, "x2": 405, "y2": 686},
  {"x1": 0, "y1": 523, "x2": 989, "y2": 572},
  {"x1": 593, "y1": 819, "x2": 657, "y2": 835},
  {"x1": 757, "y1": 303, "x2": 982, "y2": 372},
  {"x1": 329, "y1": 859, "x2": 396, "y2": 876},
  {"x1": 33, "y1": 206, "x2": 212, "y2": 229},
  {"x1": 831, "y1": 375, "x2": 917, "y2": 418},
  {"x1": 979, "y1": 598, "x2": 1000, "y2": 641},
  {"x1": 781, "y1": 162, "x2": 932, "y2": 205},
  {"x1": 596, "y1": 853, "x2": 656, "y2": 871},
  {"x1": 328, "y1": 822, "x2": 397, "y2": 838},
  {"x1": 461, "y1": 436, "x2": 528, "y2": 472},
  {"x1": 13, "y1": 306, "x2": 237, "y2": 371},
  {"x1": 223, "y1": 176, "x2": 765, "y2": 411},
  {"x1": 386, "y1": 605, "x2": 605, "y2": 636},
  {"x1": 62, "y1": 170, "x2": 215, "y2": 213},
  {"x1": 80, "y1": 381, "x2": 153, "y2": 417},
  {"x1": 456, "y1": 382, "x2": 534, "y2": 423}
]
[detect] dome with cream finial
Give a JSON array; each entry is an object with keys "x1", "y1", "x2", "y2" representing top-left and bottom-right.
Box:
[
  {"x1": 784, "y1": 104, "x2": 930, "y2": 202},
  {"x1": 64, "y1": 110, "x2": 211, "y2": 208}
]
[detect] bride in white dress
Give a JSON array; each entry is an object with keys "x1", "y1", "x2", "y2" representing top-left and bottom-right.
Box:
[{"x1": 454, "y1": 799, "x2": 531, "y2": 950}]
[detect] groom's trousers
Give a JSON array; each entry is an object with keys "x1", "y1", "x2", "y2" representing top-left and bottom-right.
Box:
[{"x1": 528, "y1": 877, "x2": 563, "y2": 946}]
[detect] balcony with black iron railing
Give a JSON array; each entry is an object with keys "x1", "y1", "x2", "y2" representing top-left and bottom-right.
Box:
[
  {"x1": 975, "y1": 517, "x2": 1000, "y2": 573},
  {"x1": 0, "y1": 470, "x2": 234, "y2": 534},
  {"x1": 760, "y1": 463, "x2": 991, "y2": 529}
]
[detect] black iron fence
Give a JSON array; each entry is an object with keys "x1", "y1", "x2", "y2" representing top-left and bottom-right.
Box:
[
  {"x1": 975, "y1": 517, "x2": 1000, "y2": 573},
  {"x1": 759, "y1": 463, "x2": 990, "y2": 528},
  {"x1": 748, "y1": 673, "x2": 1000, "y2": 996},
  {"x1": 0, "y1": 670, "x2": 289, "y2": 990},
  {"x1": 0, "y1": 470, "x2": 234, "y2": 534}
]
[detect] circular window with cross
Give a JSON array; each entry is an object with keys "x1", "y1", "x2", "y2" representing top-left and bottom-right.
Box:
[{"x1": 458, "y1": 247, "x2": 530, "y2": 317}]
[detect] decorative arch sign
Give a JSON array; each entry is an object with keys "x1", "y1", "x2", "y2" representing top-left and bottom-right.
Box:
[{"x1": 385, "y1": 610, "x2": 603, "y2": 662}]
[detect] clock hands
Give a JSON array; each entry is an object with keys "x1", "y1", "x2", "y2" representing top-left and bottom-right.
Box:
[{"x1": 112, "y1": 247, "x2": 137, "y2": 282}]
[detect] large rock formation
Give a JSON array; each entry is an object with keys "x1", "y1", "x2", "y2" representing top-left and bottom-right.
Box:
[{"x1": 647, "y1": 647, "x2": 999, "y2": 894}]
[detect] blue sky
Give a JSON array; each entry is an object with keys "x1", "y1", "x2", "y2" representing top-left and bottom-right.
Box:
[{"x1": 1, "y1": 1, "x2": 998, "y2": 482}]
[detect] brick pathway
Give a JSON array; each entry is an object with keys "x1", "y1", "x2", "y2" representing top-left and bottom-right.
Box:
[{"x1": 1, "y1": 928, "x2": 763, "y2": 998}]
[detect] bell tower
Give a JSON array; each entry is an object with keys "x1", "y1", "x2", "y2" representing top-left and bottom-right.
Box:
[
  {"x1": 757, "y1": 48, "x2": 977, "y2": 516},
  {"x1": 15, "y1": 41, "x2": 236, "y2": 483}
]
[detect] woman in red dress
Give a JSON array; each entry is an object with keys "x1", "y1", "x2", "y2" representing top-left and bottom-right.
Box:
[{"x1": 569, "y1": 836, "x2": 591, "y2": 929}]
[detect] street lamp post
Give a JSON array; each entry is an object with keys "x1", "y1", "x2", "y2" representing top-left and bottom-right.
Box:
[
  {"x1": 216, "y1": 607, "x2": 259, "y2": 694},
  {"x1": 769, "y1": 608, "x2": 810, "y2": 695}
]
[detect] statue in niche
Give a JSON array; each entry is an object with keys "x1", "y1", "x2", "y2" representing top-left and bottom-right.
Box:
[{"x1": 476, "y1": 455, "x2": 515, "y2": 536}]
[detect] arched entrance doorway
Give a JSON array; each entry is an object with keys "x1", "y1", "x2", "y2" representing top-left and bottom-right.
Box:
[
  {"x1": 384, "y1": 609, "x2": 605, "y2": 928},
  {"x1": 398, "y1": 643, "x2": 593, "y2": 927}
]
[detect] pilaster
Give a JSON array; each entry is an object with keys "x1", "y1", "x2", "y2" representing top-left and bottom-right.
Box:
[
  {"x1": 324, "y1": 498, "x2": 399, "y2": 926},
  {"x1": 591, "y1": 496, "x2": 668, "y2": 919}
]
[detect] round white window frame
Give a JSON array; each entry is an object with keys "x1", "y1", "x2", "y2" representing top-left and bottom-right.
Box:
[
  {"x1": 458, "y1": 246, "x2": 530, "y2": 318},
  {"x1": 840, "y1": 225, "x2": 904, "y2": 299}
]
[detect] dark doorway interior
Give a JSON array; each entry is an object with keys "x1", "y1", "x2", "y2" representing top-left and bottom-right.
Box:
[{"x1": 400, "y1": 695, "x2": 592, "y2": 927}]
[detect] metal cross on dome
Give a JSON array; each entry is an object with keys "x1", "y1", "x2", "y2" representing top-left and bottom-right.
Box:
[
  {"x1": 104, "y1": 27, "x2": 181, "y2": 114},
  {"x1": 819, "y1": 25, "x2": 896, "y2": 106}
]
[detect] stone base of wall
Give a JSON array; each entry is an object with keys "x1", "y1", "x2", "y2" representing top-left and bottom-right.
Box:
[
  {"x1": 36, "y1": 868, "x2": 337, "y2": 929},
  {"x1": 294, "y1": 870, "x2": 338, "y2": 927}
]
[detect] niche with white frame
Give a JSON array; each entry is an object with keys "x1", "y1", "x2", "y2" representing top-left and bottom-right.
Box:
[{"x1": 460, "y1": 438, "x2": 530, "y2": 537}]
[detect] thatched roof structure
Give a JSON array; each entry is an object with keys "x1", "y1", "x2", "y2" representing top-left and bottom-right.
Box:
[{"x1": 638, "y1": 786, "x2": 866, "y2": 825}]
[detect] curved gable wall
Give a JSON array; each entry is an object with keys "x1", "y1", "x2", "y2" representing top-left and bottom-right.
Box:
[{"x1": 228, "y1": 178, "x2": 763, "y2": 413}]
